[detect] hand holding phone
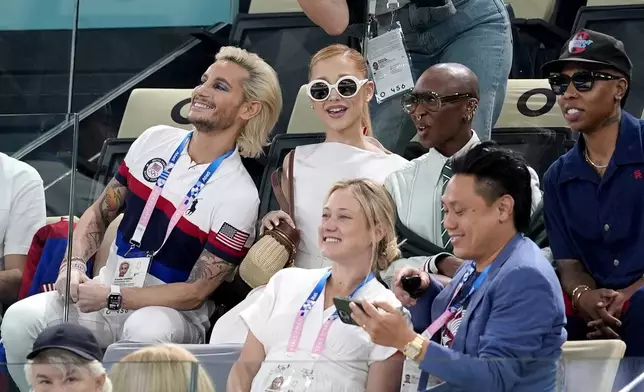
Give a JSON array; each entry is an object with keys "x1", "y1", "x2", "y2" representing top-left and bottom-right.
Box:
[
  {"x1": 333, "y1": 297, "x2": 405, "y2": 326},
  {"x1": 333, "y1": 296, "x2": 362, "y2": 325},
  {"x1": 401, "y1": 275, "x2": 423, "y2": 299}
]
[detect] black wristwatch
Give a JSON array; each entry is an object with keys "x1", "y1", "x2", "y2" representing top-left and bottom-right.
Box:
[{"x1": 107, "y1": 285, "x2": 122, "y2": 311}]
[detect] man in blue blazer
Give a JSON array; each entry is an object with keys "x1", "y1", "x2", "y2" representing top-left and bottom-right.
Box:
[{"x1": 351, "y1": 142, "x2": 567, "y2": 392}]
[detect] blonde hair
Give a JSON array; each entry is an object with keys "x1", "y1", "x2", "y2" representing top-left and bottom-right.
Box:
[
  {"x1": 309, "y1": 44, "x2": 373, "y2": 136},
  {"x1": 25, "y1": 349, "x2": 112, "y2": 392},
  {"x1": 326, "y1": 179, "x2": 400, "y2": 271},
  {"x1": 108, "y1": 344, "x2": 215, "y2": 392},
  {"x1": 215, "y1": 46, "x2": 283, "y2": 158}
]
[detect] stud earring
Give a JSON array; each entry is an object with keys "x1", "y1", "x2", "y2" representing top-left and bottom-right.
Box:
[{"x1": 310, "y1": 105, "x2": 314, "y2": 109}]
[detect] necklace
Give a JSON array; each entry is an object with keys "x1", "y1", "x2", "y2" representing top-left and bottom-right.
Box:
[{"x1": 584, "y1": 149, "x2": 608, "y2": 169}]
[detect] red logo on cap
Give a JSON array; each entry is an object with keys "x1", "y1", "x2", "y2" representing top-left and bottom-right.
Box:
[{"x1": 569, "y1": 31, "x2": 593, "y2": 54}]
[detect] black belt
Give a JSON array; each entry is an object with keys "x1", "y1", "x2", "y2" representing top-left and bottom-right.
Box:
[{"x1": 411, "y1": 0, "x2": 449, "y2": 7}]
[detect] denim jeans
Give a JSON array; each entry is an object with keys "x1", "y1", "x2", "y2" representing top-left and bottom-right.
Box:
[{"x1": 370, "y1": 0, "x2": 513, "y2": 153}]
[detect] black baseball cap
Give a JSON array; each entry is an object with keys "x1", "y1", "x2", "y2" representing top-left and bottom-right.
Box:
[
  {"x1": 542, "y1": 29, "x2": 632, "y2": 78},
  {"x1": 27, "y1": 323, "x2": 103, "y2": 361}
]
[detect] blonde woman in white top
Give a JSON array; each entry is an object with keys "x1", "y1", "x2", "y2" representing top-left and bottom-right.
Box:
[
  {"x1": 228, "y1": 179, "x2": 407, "y2": 392},
  {"x1": 260, "y1": 44, "x2": 408, "y2": 270}
]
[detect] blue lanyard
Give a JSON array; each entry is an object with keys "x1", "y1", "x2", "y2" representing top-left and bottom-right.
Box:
[
  {"x1": 157, "y1": 131, "x2": 234, "y2": 191},
  {"x1": 299, "y1": 270, "x2": 375, "y2": 320},
  {"x1": 130, "y1": 131, "x2": 234, "y2": 249},
  {"x1": 288, "y1": 270, "x2": 375, "y2": 355},
  {"x1": 447, "y1": 263, "x2": 491, "y2": 312}
]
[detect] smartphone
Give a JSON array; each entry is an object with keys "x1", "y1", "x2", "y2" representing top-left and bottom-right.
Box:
[
  {"x1": 401, "y1": 275, "x2": 423, "y2": 299},
  {"x1": 333, "y1": 296, "x2": 363, "y2": 326}
]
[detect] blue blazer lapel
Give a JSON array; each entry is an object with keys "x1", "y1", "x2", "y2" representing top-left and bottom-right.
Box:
[{"x1": 450, "y1": 235, "x2": 524, "y2": 352}]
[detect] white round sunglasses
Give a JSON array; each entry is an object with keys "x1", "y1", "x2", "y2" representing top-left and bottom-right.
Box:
[{"x1": 306, "y1": 75, "x2": 369, "y2": 102}]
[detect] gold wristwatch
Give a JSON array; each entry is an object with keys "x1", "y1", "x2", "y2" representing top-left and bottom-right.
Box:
[{"x1": 402, "y1": 334, "x2": 426, "y2": 361}]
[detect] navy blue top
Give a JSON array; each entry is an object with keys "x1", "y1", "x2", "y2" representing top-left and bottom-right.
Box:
[{"x1": 543, "y1": 112, "x2": 644, "y2": 289}]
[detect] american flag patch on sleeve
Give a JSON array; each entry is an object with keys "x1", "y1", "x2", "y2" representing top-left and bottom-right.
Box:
[{"x1": 215, "y1": 223, "x2": 250, "y2": 252}]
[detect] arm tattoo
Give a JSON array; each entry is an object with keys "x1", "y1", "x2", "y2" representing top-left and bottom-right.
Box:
[
  {"x1": 186, "y1": 250, "x2": 235, "y2": 286},
  {"x1": 71, "y1": 178, "x2": 127, "y2": 262},
  {"x1": 98, "y1": 179, "x2": 127, "y2": 228}
]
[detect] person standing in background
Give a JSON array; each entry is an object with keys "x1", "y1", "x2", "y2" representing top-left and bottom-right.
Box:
[
  {"x1": 0, "y1": 153, "x2": 46, "y2": 307},
  {"x1": 297, "y1": 0, "x2": 512, "y2": 153}
]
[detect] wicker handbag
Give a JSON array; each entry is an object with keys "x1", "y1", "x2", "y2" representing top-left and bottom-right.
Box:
[{"x1": 239, "y1": 153, "x2": 300, "y2": 288}]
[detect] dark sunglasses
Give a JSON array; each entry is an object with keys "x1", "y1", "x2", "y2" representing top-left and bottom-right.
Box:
[
  {"x1": 306, "y1": 75, "x2": 368, "y2": 102},
  {"x1": 548, "y1": 71, "x2": 620, "y2": 95},
  {"x1": 401, "y1": 91, "x2": 475, "y2": 114}
]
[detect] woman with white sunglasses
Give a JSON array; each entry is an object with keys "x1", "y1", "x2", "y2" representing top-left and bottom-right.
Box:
[
  {"x1": 208, "y1": 44, "x2": 406, "y2": 346},
  {"x1": 260, "y1": 44, "x2": 408, "y2": 270}
]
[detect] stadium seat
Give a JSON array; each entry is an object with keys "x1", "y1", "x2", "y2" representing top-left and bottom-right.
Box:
[
  {"x1": 586, "y1": 0, "x2": 644, "y2": 5},
  {"x1": 495, "y1": 79, "x2": 567, "y2": 129},
  {"x1": 508, "y1": 0, "x2": 569, "y2": 77},
  {"x1": 560, "y1": 340, "x2": 626, "y2": 392},
  {"x1": 249, "y1": 0, "x2": 302, "y2": 13},
  {"x1": 89, "y1": 138, "x2": 136, "y2": 204},
  {"x1": 40, "y1": 215, "x2": 117, "y2": 277},
  {"x1": 505, "y1": 0, "x2": 556, "y2": 20},
  {"x1": 93, "y1": 214, "x2": 123, "y2": 276},
  {"x1": 118, "y1": 89, "x2": 193, "y2": 139},
  {"x1": 45, "y1": 216, "x2": 79, "y2": 225},
  {"x1": 257, "y1": 133, "x2": 325, "y2": 229},
  {"x1": 492, "y1": 129, "x2": 567, "y2": 184},
  {"x1": 287, "y1": 85, "x2": 326, "y2": 134},
  {"x1": 103, "y1": 343, "x2": 243, "y2": 391}
]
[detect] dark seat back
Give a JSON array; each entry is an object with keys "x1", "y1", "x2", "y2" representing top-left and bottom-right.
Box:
[
  {"x1": 257, "y1": 133, "x2": 325, "y2": 230},
  {"x1": 492, "y1": 128, "x2": 568, "y2": 184}
]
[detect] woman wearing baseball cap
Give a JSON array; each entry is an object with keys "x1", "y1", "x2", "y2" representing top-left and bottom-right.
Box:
[{"x1": 542, "y1": 29, "x2": 644, "y2": 391}]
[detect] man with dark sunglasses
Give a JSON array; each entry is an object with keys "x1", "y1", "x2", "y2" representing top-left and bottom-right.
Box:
[
  {"x1": 381, "y1": 63, "x2": 543, "y2": 287},
  {"x1": 541, "y1": 29, "x2": 644, "y2": 386}
]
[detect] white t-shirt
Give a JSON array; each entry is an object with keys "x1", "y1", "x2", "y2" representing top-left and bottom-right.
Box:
[
  {"x1": 0, "y1": 153, "x2": 46, "y2": 270},
  {"x1": 240, "y1": 268, "x2": 406, "y2": 392},
  {"x1": 292, "y1": 143, "x2": 407, "y2": 269}
]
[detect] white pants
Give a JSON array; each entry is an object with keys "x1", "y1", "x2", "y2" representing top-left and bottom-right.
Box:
[
  {"x1": 2, "y1": 291, "x2": 203, "y2": 392},
  {"x1": 209, "y1": 285, "x2": 266, "y2": 345}
]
